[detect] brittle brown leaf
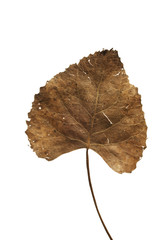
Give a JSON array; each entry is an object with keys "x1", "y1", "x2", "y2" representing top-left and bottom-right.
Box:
[{"x1": 26, "y1": 49, "x2": 147, "y2": 173}]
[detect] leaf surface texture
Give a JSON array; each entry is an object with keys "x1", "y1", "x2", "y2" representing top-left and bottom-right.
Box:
[{"x1": 26, "y1": 50, "x2": 147, "y2": 173}]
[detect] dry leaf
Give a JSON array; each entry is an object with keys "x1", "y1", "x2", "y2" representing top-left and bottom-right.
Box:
[{"x1": 26, "y1": 49, "x2": 147, "y2": 173}]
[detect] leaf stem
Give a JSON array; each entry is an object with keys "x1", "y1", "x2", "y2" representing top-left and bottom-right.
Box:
[{"x1": 86, "y1": 148, "x2": 113, "y2": 240}]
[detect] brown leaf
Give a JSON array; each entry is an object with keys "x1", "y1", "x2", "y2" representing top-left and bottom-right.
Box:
[{"x1": 26, "y1": 49, "x2": 147, "y2": 173}]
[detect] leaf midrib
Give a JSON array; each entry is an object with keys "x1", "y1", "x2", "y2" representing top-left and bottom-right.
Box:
[{"x1": 87, "y1": 79, "x2": 103, "y2": 148}]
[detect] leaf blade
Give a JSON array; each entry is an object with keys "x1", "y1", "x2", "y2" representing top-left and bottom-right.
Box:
[{"x1": 26, "y1": 49, "x2": 147, "y2": 173}]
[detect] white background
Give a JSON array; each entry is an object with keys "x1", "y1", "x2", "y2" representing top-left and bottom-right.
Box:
[{"x1": 0, "y1": 0, "x2": 161, "y2": 239}]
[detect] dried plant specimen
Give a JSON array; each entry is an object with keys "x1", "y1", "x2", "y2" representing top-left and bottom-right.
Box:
[{"x1": 26, "y1": 49, "x2": 147, "y2": 239}]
